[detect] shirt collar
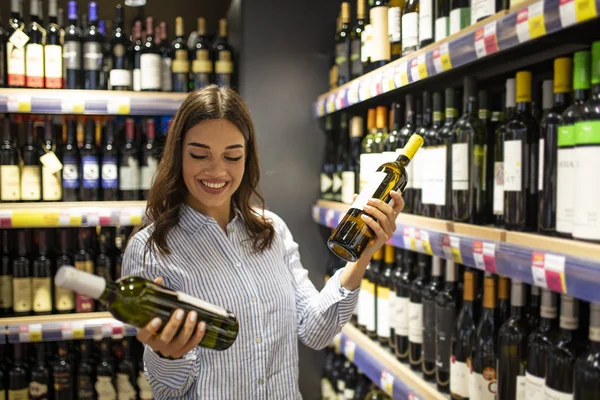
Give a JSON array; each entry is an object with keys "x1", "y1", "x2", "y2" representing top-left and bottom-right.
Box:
[{"x1": 179, "y1": 203, "x2": 244, "y2": 234}]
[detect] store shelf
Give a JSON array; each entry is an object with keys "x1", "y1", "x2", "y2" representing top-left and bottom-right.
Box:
[
  {"x1": 0, "y1": 312, "x2": 137, "y2": 343},
  {"x1": 337, "y1": 323, "x2": 446, "y2": 400},
  {"x1": 314, "y1": 0, "x2": 600, "y2": 117},
  {"x1": 0, "y1": 89, "x2": 187, "y2": 116},
  {"x1": 0, "y1": 201, "x2": 146, "y2": 228},
  {"x1": 313, "y1": 200, "x2": 600, "y2": 304}
]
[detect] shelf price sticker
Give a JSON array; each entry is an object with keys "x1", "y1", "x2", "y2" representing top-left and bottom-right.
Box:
[
  {"x1": 417, "y1": 53, "x2": 428, "y2": 79},
  {"x1": 7, "y1": 95, "x2": 32, "y2": 113},
  {"x1": 395, "y1": 62, "x2": 409, "y2": 88},
  {"x1": 474, "y1": 21, "x2": 499, "y2": 59},
  {"x1": 335, "y1": 89, "x2": 346, "y2": 110},
  {"x1": 433, "y1": 43, "x2": 452, "y2": 74},
  {"x1": 311, "y1": 205, "x2": 320, "y2": 223},
  {"x1": 410, "y1": 58, "x2": 421, "y2": 82},
  {"x1": 559, "y1": 0, "x2": 598, "y2": 27},
  {"x1": 473, "y1": 241, "x2": 497, "y2": 273},
  {"x1": 383, "y1": 66, "x2": 396, "y2": 92},
  {"x1": 442, "y1": 235, "x2": 463, "y2": 263},
  {"x1": 344, "y1": 339, "x2": 357, "y2": 362},
  {"x1": 325, "y1": 208, "x2": 337, "y2": 227},
  {"x1": 517, "y1": 1, "x2": 546, "y2": 43},
  {"x1": 358, "y1": 76, "x2": 372, "y2": 102},
  {"x1": 11, "y1": 210, "x2": 60, "y2": 227},
  {"x1": 404, "y1": 227, "x2": 418, "y2": 251},
  {"x1": 347, "y1": 81, "x2": 360, "y2": 105},
  {"x1": 380, "y1": 370, "x2": 394, "y2": 396},
  {"x1": 325, "y1": 93, "x2": 336, "y2": 114},
  {"x1": 19, "y1": 324, "x2": 42, "y2": 343},
  {"x1": 107, "y1": 97, "x2": 131, "y2": 115},
  {"x1": 418, "y1": 230, "x2": 433, "y2": 255},
  {"x1": 317, "y1": 99, "x2": 326, "y2": 117},
  {"x1": 61, "y1": 98, "x2": 85, "y2": 114},
  {"x1": 61, "y1": 322, "x2": 85, "y2": 340},
  {"x1": 111, "y1": 321, "x2": 125, "y2": 339},
  {"x1": 370, "y1": 72, "x2": 383, "y2": 98},
  {"x1": 531, "y1": 252, "x2": 567, "y2": 293}
]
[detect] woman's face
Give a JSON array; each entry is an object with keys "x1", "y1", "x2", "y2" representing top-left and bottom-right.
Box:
[{"x1": 182, "y1": 119, "x2": 246, "y2": 213}]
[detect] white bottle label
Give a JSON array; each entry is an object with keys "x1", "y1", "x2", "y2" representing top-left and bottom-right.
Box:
[
  {"x1": 376, "y1": 287, "x2": 390, "y2": 338},
  {"x1": 357, "y1": 282, "x2": 367, "y2": 327},
  {"x1": 117, "y1": 374, "x2": 137, "y2": 400},
  {"x1": 408, "y1": 301, "x2": 423, "y2": 344},
  {"x1": 493, "y1": 162, "x2": 504, "y2": 215},
  {"x1": 450, "y1": 360, "x2": 470, "y2": 397},
  {"x1": 388, "y1": 290, "x2": 397, "y2": 329},
  {"x1": 402, "y1": 12, "x2": 419, "y2": 49},
  {"x1": 44, "y1": 44, "x2": 63, "y2": 87},
  {"x1": 388, "y1": 7, "x2": 402, "y2": 42},
  {"x1": 435, "y1": 17, "x2": 449, "y2": 42},
  {"x1": 352, "y1": 171, "x2": 387, "y2": 211},
  {"x1": 176, "y1": 291, "x2": 229, "y2": 318},
  {"x1": 141, "y1": 158, "x2": 159, "y2": 190},
  {"x1": 332, "y1": 173, "x2": 343, "y2": 194},
  {"x1": 419, "y1": 0, "x2": 434, "y2": 42},
  {"x1": 412, "y1": 148, "x2": 424, "y2": 190},
  {"x1": 472, "y1": 0, "x2": 496, "y2": 23},
  {"x1": 504, "y1": 140, "x2": 522, "y2": 191},
  {"x1": 516, "y1": 375, "x2": 526, "y2": 400},
  {"x1": 359, "y1": 153, "x2": 380, "y2": 193},
  {"x1": 1, "y1": 165, "x2": 21, "y2": 200},
  {"x1": 450, "y1": 8, "x2": 470, "y2": 35},
  {"x1": 573, "y1": 139, "x2": 600, "y2": 240},
  {"x1": 25, "y1": 43, "x2": 44, "y2": 86},
  {"x1": 452, "y1": 143, "x2": 469, "y2": 190},
  {"x1": 344, "y1": 388, "x2": 355, "y2": 399},
  {"x1": 538, "y1": 138, "x2": 545, "y2": 191},
  {"x1": 556, "y1": 147, "x2": 575, "y2": 234},
  {"x1": 341, "y1": 171, "x2": 356, "y2": 204},
  {"x1": 133, "y1": 69, "x2": 141, "y2": 91},
  {"x1": 119, "y1": 158, "x2": 140, "y2": 191},
  {"x1": 422, "y1": 146, "x2": 447, "y2": 205},
  {"x1": 161, "y1": 57, "x2": 173, "y2": 92},
  {"x1": 21, "y1": 166, "x2": 41, "y2": 200},
  {"x1": 140, "y1": 54, "x2": 161, "y2": 90},
  {"x1": 361, "y1": 24, "x2": 372, "y2": 64},
  {"x1": 525, "y1": 372, "x2": 545, "y2": 400},
  {"x1": 42, "y1": 166, "x2": 62, "y2": 201},
  {"x1": 544, "y1": 385, "x2": 572, "y2": 400},
  {"x1": 110, "y1": 69, "x2": 132, "y2": 88},
  {"x1": 469, "y1": 370, "x2": 497, "y2": 400}
]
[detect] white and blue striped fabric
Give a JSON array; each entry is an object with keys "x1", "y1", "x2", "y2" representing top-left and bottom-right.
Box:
[{"x1": 122, "y1": 203, "x2": 359, "y2": 399}]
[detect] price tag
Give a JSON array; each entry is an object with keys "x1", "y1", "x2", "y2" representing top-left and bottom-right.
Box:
[
  {"x1": 383, "y1": 67, "x2": 396, "y2": 92},
  {"x1": 19, "y1": 324, "x2": 42, "y2": 343},
  {"x1": 69, "y1": 209, "x2": 83, "y2": 226},
  {"x1": 475, "y1": 21, "x2": 499, "y2": 59},
  {"x1": 9, "y1": 29, "x2": 30, "y2": 49},
  {"x1": 420, "y1": 230, "x2": 433, "y2": 255},
  {"x1": 358, "y1": 77, "x2": 371, "y2": 102},
  {"x1": 311, "y1": 205, "x2": 320, "y2": 223},
  {"x1": 61, "y1": 98, "x2": 85, "y2": 114},
  {"x1": 344, "y1": 339, "x2": 357, "y2": 362},
  {"x1": 531, "y1": 252, "x2": 567, "y2": 293},
  {"x1": 380, "y1": 370, "x2": 394, "y2": 396},
  {"x1": 11, "y1": 210, "x2": 60, "y2": 227},
  {"x1": 370, "y1": 72, "x2": 383, "y2": 97},
  {"x1": 61, "y1": 322, "x2": 85, "y2": 340},
  {"x1": 560, "y1": 0, "x2": 598, "y2": 27},
  {"x1": 335, "y1": 89, "x2": 345, "y2": 110},
  {"x1": 0, "y1": 210, "x2": 12, "y2": 228},
  {"x1": 101, "y1": 322, "x2": 113, "y2": 338},
  {"x1": 410, "y1": 58, "x2": 420, "y2": 82},
  {"x1": 107, "y1": 97, "x2": 131, "y2": 115},
  {"x1": 317, "y1": 99, "x2": 326, "y2": 116},
  {"x1": 111, "y1": 321, "x2": 125, "y2": 339},
  {"x1": 325, "y1": 93, "x2": 336, "y2": 114},
  {"x1": 442, "y1": 235, "x2": 463, "y2": 263},
  {"x1": 347, "y1": 81, "x2": 360, "y2": 105},
  {"x1": 394, "y1": 62, "x2": 409, "y2": 88},
  {"x1": 528, "y1": 1, "x2": 546, "y2": 39},
  {"x1": 7, "y1": 95, "x2": 32, "y2": 113},
  {"x1": 418, "y1": 54, "x2": 428, "y2": 79},
  {"x1": 432, "y1": 44, "x2": 453, "y2": 74},
  {"x1": 325, "y1": 209, "x2": 337, "y2": 228},
  {"x1": 403, "y1": 227, "x2": 418, "y2": 251},
  {"x1": 473, "y1": 241, "x2": 497, "y2": 273},
  {"x1": 85, "y1": 210, "x2": 100, "y2": 227},
  {"x1": 516, "y1": 9, "x2": 530, "y2": 43}
]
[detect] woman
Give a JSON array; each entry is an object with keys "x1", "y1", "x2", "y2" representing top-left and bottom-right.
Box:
[{"x1": 123, "y1": 86, "x2": 404, "y2": 399}]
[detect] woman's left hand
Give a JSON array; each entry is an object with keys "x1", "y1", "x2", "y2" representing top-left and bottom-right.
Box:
[{"x1": 357, "y1": 190, "x2": 405, "y2": 262}]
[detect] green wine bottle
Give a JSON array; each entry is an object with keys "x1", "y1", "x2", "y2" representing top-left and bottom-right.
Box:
[{"x1": 55, "y1": 266, "x2": 239, "y2": 350}]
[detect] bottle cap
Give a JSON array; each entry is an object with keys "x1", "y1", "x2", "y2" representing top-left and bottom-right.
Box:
[
  {"x1": 341, "y1": 2, "x2": 350, "y2": 23},
  {"x1": 372, "y1": 247, "x2": 384, "y2": 261},
  {"x1": 402, "y1": 134, "x2": 424, "y2": 160},
  {"x1": 592, "y1": 42, "x2": 600, "y2": 85},
  {"x1": 483, "y1": 276, "x2": 496, "y2": 309},
  {"x1": 384, "y1": 245, "x2": 395, "y2": 264},
  {"x1": 219, "y1": 18, "x2": 228, "y2": 37},
  {"x1": 375, "y1": 106, "x2": 388, "y2": 130},
  {"x1": 357, "y1": 0, "x2": 366, "y2": 18},
  {"x1": 367, "y1": 109, "x2": 376, "y2": 131},
  {"x1": 68, "y1": 0, "x2": 77, "y2": 20},
  {"x1": 553, "y1": 57, "x2": 572, "y2": 93},
  {"x1": 31, "y1": 0, "x2": 39, "y2": 17},
  {"x1": 516, "y1": 71, "x2": 532, "y2": 103},
  {"x1": 540, "y1": 288, "x2": 558, "y2": 319},
  {"x1": 350, "y1": 116, "x2": 364, "y2": 138},
  {"x1": 511, "y1": 279, "x2": 526, "y2": 307},
  {"x1": 445, "y1": 260, "x2": 457, "y2": 282},
  {"x1": 197, "y1": 17, "x2": 206, "y2": 35},
  {"x1": 55, "y1": 266, "x2": 106, "y2": 300},
  {"x1": 560, "y1": 295, "x2": 579, "y2": 330},
  {"x1": 88, "y1": 1, "x2": 98, "y2": 22},
  {"x1": 542, "y1": 80, "x2": 554, "y2": 110},
  {"x1": 573, "y1": 51, "x2": 591, "y2": 91},
  {"x1": 432, "y1": 256, "x2": 442, "y2": 277},
  {"x1": 590, "y1": 303, "x2": 600, "y2": 335},
  {"x1": 463, "y1": 270, "x2": 474, "y2": 301},
  {"x1": 463, "y1": 77, "x2": 477, "y2": 102},
  {"x1": 505, "y1": 78, "x2": 516, "y2": 108}
]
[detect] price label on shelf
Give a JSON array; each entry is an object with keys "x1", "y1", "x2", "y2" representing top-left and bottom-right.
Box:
[
  {"x1": 19, "y1": 324, "x2": 42, "y2": 343},
  {"x1": 403, "y1": 227, "x2": 417, "y2": 251},
  {"x1": 61, "y1": 98, "x2": 85, "y2": 114},
  {"x1": 7, "y1": 95, "x2": 32, "y2": 113},
  {"x1": 473, "y1": 241, "x2": 497, "y2": 273},
  {"x1": 516, "y1": 9, "x2": 530, "y2": 43},
  {"x1": 433, "y1": 43, "x2": 452, "y2": 74},
  {"x1": 419, "y1": 230, "x2": 433, "y2": 255},
  {"x1": 531, "y1": 252, "x2": 567, "y2": 293},
  {"x1": 410, "y1": 58, "x2": 420, "y2": 82},
  {"x1": 347, "y1": 81, "x2": 360, "y2": 105},
  {"x1": 560, "y1": 0, "x2": 598, "y2": 27},
  {"x1": 475, "y1": 21, "x2": 499, "y2": 59},
  {"x1": 61, "y1": 322, "x2": 85, "y2": 340},
  {"x1": 380, "y1": 370, "x2": 394, "y2": 396},
  {"x1": 311, "y1": 205, "x2": 321, "y2": 223},
  {"x1": 528, "y1": 1, "x2": 547, "y2": 39},
  {"x1": 383, "y1": 67, "x2": 396, "y2": 93},
  {"x1": 111, "y1": 321, "x2": 125, "y2": 339},
  {"x1": 395, "y1": 62, "x2": 409, "y2": 88},
  {"x1": 335, "y1": 89, "x2": 346, "y2": 110},
  {"x1": 417, "y1": 53, "x2": 428, "y2": 79},
  {"x1": 370, "y1": 72, "x2": 383, "y2": 97},
  {"x1": 358, "y1": 77, "x2": 371, "y2": 102},
  {"x1": 344, "y1": 339, "x2": 357, "y2": 362},
  {"x1": 325, "y1": 209, "x2": 337, "y2": 227},
  {"x1": 442, "y1": 235, "x2": 463, "y2": 263},
  {"x1": 11, "y1": 210, "x2": 60, "y2": 227},
  {"x1": 107, "y1": 97, "x2": 131, "y2": 115},
  {"x1": 317, "y1": 99, "x2": 326, "y2": 116},
  {"x1": 325, "y1": 93, "x2": 336, "y2": 114}
]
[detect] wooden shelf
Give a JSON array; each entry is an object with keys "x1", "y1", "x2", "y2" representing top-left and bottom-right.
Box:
[{"x1": 0, "y1": 311, "x2": 111, "y2": 326}]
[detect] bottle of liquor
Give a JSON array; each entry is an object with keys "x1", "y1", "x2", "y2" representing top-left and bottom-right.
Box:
[
  {"x1": 494, "y1": 80, "x2": 514, "y2": 227},
  {"x1": 435, "y1": 260, "x2": 459, "y2": 393},
  {"x1": 472, "y1": 0, "x2": 505, "y2": 23},
  {"x1": 452, "y1": 77, "x2": 489, "y2": 224},
  {"x1": 192, "y1": 17, "x2": 213, "y2": 89},
  {"x1": 320, "y1": 116, "x2": 335, "y2": 201},
  {"x1": 389, "y1": 0, "x2": 402, "y2": 61},
  {"x1": 573, "y1": 302, "x2": 600, "y2": 399},
  {"x1": 12, "y1": 230, "x2": 32, "y2": 316},
  {"x1": 574, "y1": 42, "x2": 600, "y2": 242},
  {"x1": 398, "y1": 95, "x2": 417, "y2": 213},
  {"x1": 20, "y1": 120, "x2": 42, "y2": 202},
  {"x1": 61, "y1": 119, "x2": 80, "y2": 202},
  {"x1": 7, "y1": 0, "x2": 26, "y2": 87},
  {"x1": 366, "y1": 248, "x2": 383, "y2": 340},
  {"x1": 373, "y1": 105, "x2": 390, "y2": 166},
  {"x1": 526, "y1": 289, "x2": 558, "y2": 399},
  {"x1": 137, "y1": 119, "x2": 156, "y2": 199},
  {"x1": 504, "y1": 71, "x2": 539, "y2": 231},
  {"x1": 420, "y1": 0, "x2": 434, "y2": 48},
  {"x1": 450, "y1": 269, "x2": 476, "y2": 400},
  {"x1": 54, "y1": 229, "x2": 75, "y2": 314},
  {"x1": 342, "y1": 116, "x2": 363, "y2": 204},
  {"x1": 361, "y1": 3, "x2": 373, "y2": 74},
  {"x1": 0, "y1": 230, "x2": 14, "y2": 316},
  {"x1": 377, "y1": 245, "x2": 395, "y2": 345},
  {"x1": 96, "y1": 339, "x2": 117, "y2": 399},
  {"x1": 395, "y1": 250, "x2": 415, "y2": 362},
  {"x1": 80, "y1": 119, "x2": 100, "y2": 201},
  {"x1": 328, "y1": 133, "x2": 423, "y2": 262},
  {"x1": 421, "y1": 92, "x2": 445, "y2": 217},
  {"x1": 214, "y1": 19, "x2": 234, "y2": 87},
  {"x1": 545, "y1": 295, "x2": 581, "y2": 398},
  {"x1": 28, "y1": 343, "x2": 50, "y2": 399},
  {"x1": 132, "y1": 20, "x2": 143, "y2": 92},
  {"x1": 156, "y1": 21, "x2": 171, "y2": 93},
  {"x1": 0, "y1": 118, "x2": 21, "y2": 202},
  {"x1": 41, "y1": 119, "x2": 61, "y2": 201},
  {"x1": 359, "y1": 108, "x2": 378, "y2": 193},
  {"x1": 0, "y1": 13, "x2": 6, "y2": 88},
  {"x1": 388, "y1": 249, "x2": 403, "y2": 350},
  {"x1": 382, "y1": 103, "x2": 403, "y2": 163},
  {"x1": 96, "y1": 229, "x2": 113, "y2": 288},
  {"x1": 32, "y1": 230, "x2": 52, "y2": 315},
  {"x1": 402, "y1": 0, "x2": 419, "y2": 56},
  {"x1": 76, "y1": 340, "x2": 95, "y2": 400},
  {"x1": 409, "y1": 254, "x2": 430, "y2": 370},
  {"x1": 350, "y1": 0, "x2": 367, "y2": 79},
  {"x1": 557, "y1": 51, "x2": 590, "y2": 238},
  {"x1": 56, "y1": 266, "x2": 240, "y2": 350},
  {"x1": 117, "y1": 338, "x2": 138, "y2": 400},
  {"x1": 434, "y1": 88, "x2": 457, "y2": 220},
  {"x1": 336, "y1": 2, "x2": 352, "y2": 85},
  {"x1": 333, "y1": 114, "x2": 349, "y2": 203},
  {"x1": 449, "y1": 0, "x2": 470, "y2": 35},
  {"x1": 74, "y1": 230, "x2": 95, "y2": 313},
  {"x1": 53, "y1": 342, "x2": 73, "y2": 399},
  {"x1": 435, "y1": 0, "x2": 450, "y2": 41},
  {"x1": 140, "y1": 17, "x2": 161, "y2": 91},
  {"x1": 101, "y1": 120, "x2": 119, "y2": 201},
  {"x1": 527, "y1": 285, "x2": 541, "y2": 329},
  {"x1": 414, "y1": 92, "x2": 432, "y2": 215},
  {"x1": 8, "y1": 344, "x2": 29, "y2": 399},
  {"x1": 171, "y1": 17, "x2": 189, "y2": 92},
  {"x1": 82, "y1": 2, "x2": 102, "y2": 90},
  {"x1": 478, "y1": 90, "x2": 494, "y2": 214},
  {"x1": 497, "y1": 275, "x2": 510, "y2": 325},
  {"x1": 25, "y1": 0, "x2": 45, "y2": 88},
  {"x1": 422, "y1": 256, "x2": 443, "y2": 380},
  {"x1": 109, "y1": 4, "x2": 132, "y2": 91},
  {"x1": 497, "y1": 280, "x2": 529, "y2": 400},
  {"x1": 63, "y1": 1, "x2": 82, "y2": 89},
  {"x1": 369, "y1": 0, "x2": 390, "y2": 69}
]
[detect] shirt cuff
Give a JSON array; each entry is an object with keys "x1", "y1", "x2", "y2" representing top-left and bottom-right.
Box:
[
  {"x1": 144, "y1": 346, "x2": 197, "y2": 390},
  {"x1": 319, "y1": 267, "x2": 360, "y2": 324}
]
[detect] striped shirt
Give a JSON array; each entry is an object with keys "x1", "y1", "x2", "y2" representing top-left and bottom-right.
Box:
[{"x1": 122, "y1": 204, "x2": 359, "y2": 399}]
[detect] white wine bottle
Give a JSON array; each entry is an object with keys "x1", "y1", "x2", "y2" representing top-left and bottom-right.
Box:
[{"x1": 55, "y1": 266, "x2": 239, "y2": 350}]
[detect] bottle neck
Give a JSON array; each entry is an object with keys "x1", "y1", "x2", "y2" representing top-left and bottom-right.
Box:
[
  {"x1": 574, "y1": 89, "x2": 588, "y2": 102},
  {"x1": 593, "y1": 83, "x2": 600, "y2": 97},
  {"x1": 540, "y1": 316, "x2": 557, "y2": 330},
  {"x1": 464, "y1": 97, "x2": 477, "y2": 116},
  {"x1": 516, "y1": 101, "x2": 531, "y2": 113},
  {"x1": 99, "y1": 280, "x2": 118, "y2": 304},
  {"x1": 554, "y1": 92, "x2": 569, "y2": 107},
  {"x1": 510, "y1": 304, "x2": 525, "y2": 318}
]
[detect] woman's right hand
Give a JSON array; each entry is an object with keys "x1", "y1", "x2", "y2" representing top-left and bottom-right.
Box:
[{"x1": 136, "y1": 277, "x2": 207, "y2": 359}]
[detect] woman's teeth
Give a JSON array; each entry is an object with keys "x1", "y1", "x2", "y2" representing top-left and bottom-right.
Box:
[{"x1": 201, "y1": 181, "x2": 227, "y2": 189}]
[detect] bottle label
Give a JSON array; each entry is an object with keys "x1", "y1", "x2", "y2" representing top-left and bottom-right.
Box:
[
  {"x1": 96, "y1": 376, "x2": 117, "y2": 400},
  {"x1": 359, "y1": 278, "x2": 374, "y2": 329},
  {"x1": 422, "y1": 298, "x2": 436, "y2": 365},
  {"x1": 450, "y1": 8, "x2": 471, "y2": 35},
  {"x1": 83, "y1": 42, "x2": 102, "y2": 71},
  {"x1": 321, "y1": 378, "x2": 333, "y2": 399},
  {"x1": 543, "y1": 385, "x2": 572, "y2": 400},
  {"x1": 516, "y1": 375, "x2": 527, "y2": 400},
  {"x1": 344, "y1": 388, "x2": 355, "y2": 399},
  {"x1": 556, "y1": 146, "x2": 575, "y2": 234},
  {"x1": 133, "y1": 69, "x2": 141, "y2": 91},
  {"x1": 370, "y1": 6, "x2": 390, "y2": 62},
  {"x1": 102, "y1": 157, "x2": 119, "y2": 189},
  {"x1": 388, "y1": 289, "x2": 397, "y2": 331},
  {"x1": 117, "y1": 373, "x2": 137, "y2": 400},
  {"x1": 401, "y1": 12, "x2": 419, "y2": 49},
  {"x1": 376, "y1": 286, "x2": 390, "y2": 338},
  {"x1": 216, "y1": 51, "x2": 234, "y2": 74},
  {"x1": 0, "y1": 274, "x2": 13, "y2": 309},
  {"x1": 335, "y1": 42, "x2": 349, "y2": 79},
  {"x1": 351, "y1": 38, "x2": 362, "y2": 77},
  {"x1": 452, "y1": 143, "x2": 469, "y2": 190},
  {"x1": 7, "y1": 42, "x2": 26, "y2": 86},
  {"x1": 435, "y1": 17, "x2": 449, "y2": 41},
  {"x1": 21, "y1": 165, "x2": 41, "y2": 200},
  {"x1": 62, "y1": 158, "x2": 80, "y2": 189},
  {"x1": 358, "y1": 281, "x2": 367, "y2": 326},
  {"x1": 472, "y1": 0, "x2": 497, "y2": 23},
  {"x1": 504, "y1": 140, "x2": 522, "y2": 191},
  {"x1": 573, "y1": 121, "x2": 600, "y2": 240},
  {"x1": 361, "y1": 24, "x2": 372, "y2": 64},
  {"x1": 469, "y1": 369, "x2": 497, "y2": 400},
  {"x1": 7, "y1": 389, "x2": 28, "y2": 400},
  {"x1": 321, "y1": 173, "x2": 333, "y2": 195},
  {"x1": 412, "y1": 147, "x2": 424, "y2": 190},
  {"x1": 351, "y1": 171, "x2": 387, "y2": 211},
  {"x1": 137, "y1": 372, "x2": 153, "y2": 399},
  {"x1": 63, "y1": 41, "x2": 81, "y2": 70},
  {"x1": 32, "y1": 277, "x2": 52, "y2": 313},
  {"x1": 77, "y1": 375, "x2": 94, "y2": 399},
  {"x1": 395, "y1": 295, "x2": 409, "y2": 335},
  {"x1": 332, "y1": 172, "x2": 343, "y2": 195},
  {"x1": 82, "y1": 156, "x2": 100, "y2": 189},
  {"x1": 25, "y1": 43, "x2": 44, "y2": 87},
  {"x1": 161, "y1": 57, "x2": 173, "y2": 92},
  {"x1": 29, "y1": 380, "x2": 49, "y2": 399},
  {"x1": 54, "y1": 286, "x2": 74, "y2": 311},
  {"x1": 141, "y1": 158, "x2": 159, "y2": 190},
  {"x1": 388, "y1": 6, "x2": 402, "y2": 42},
  {"x1": 176, "y1": 290, "x2": 229, "y2": 318},
  {"x1": 435, "y1": 306, "x2": 455, "y2": 376},
  {"x1": 140, "y1": 54, "x2": 162, "y2": 90},
  {"x1": 408, "y1": 301, "x2": 423, "y2": 343},
  {"x1": 1, "y1": 165, "x2": 21, "y2": 200},
  {"x1": 493, "y1": 161, "x2": 505, "y2": 215},
  {"x1": 192, "y1": 50, "x2": 213, "y2": 73},
  {"x1": 12, "y1": 277, "x2": 32, "y2": 312},
  {"x1": 538, "y1": 138, "x2": 545, "y2": 191},
  {"x1": 397, "y1": 148, "x2": 414, "y2": 189},
  {"x1": 419, "y1": 0, "x2": 434, "y2": 43},
  {"x1": 525, "y1": 372, "x2": 545, "y2": 400},
  {"x1": 110, "y1": 69, "x2": 132, "y2": 88},
  {"x1": 42, "y1": 166, "x2": 62, "y2": 200},
  {"x1": 341, "y1": 171, "x2": 356, "y2": 204},
  {"x1": 172, "y1": 50, "x2": 189, "y2": 73},
  {"x1": 450, "y1": 359, "x2": 470, "y2": 397},
  {"x1": 422, "y1": 146, "x2": 447, "y2": 206}
]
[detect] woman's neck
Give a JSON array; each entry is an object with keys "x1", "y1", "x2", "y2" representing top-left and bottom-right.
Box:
[{"x1": 185, "y1": 195, "x2": 232, "y2": 231}]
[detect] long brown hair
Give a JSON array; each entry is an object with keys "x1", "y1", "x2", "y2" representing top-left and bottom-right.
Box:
[{"x1": 140, "y1": 85, "x2": 275, "y2": 255}]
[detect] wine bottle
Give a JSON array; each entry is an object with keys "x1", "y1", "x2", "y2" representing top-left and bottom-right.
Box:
[
  {"x1": 141, "y1": 119, "x2": 159, "y2": 200},
  {"x1": 497, "y1": 275, "x2": 510, "y2": 325},
  {"x1": 398, "y1": 94, "x2": 417, "y2": 213},
  {"x1": 321, "y1": 116, "x2": 335, "y2": 201},
  {"x1": 374, "y1": 106, "x2": 390, "y2": 158},
  {"x1": 452, "y1": 77, "x2": 489, "y2": 224},
  {"x1": 479, "y1": 90, "x2": 495, "y2": 215},
  {"x1": 402, "y1": 0, "x2": 419, "y2": 56},
  {"x1": 497, "y1": 280, "x2": 529, "y2": 400},
  {"x1": 359, "y1": 109, "x2": 377, "y2": 193},
  {"x1": 54, "y1": 229, "x2": 75, "y2": 314},
  {"x1": 449, "y1": 0, "x2": 470, "y2": 35},
  {"x1": 7, "y1": 0, "x2": 26, "y2": 88},
  {"x1": 526, "y1": 288, "x2": 558, "y2": 400},
  {"x1": 96, "y1": 339, "x2": 117, "y2": 400},
  {"x1": 56, "y1": 266, "x2": 240, "y2": 350},
  {"x1": 370, "y1": 0, "x2": 390, "y2": 69},
  {"x1": 32, "y1": 230, "x2": 52, "y2": 315},
  {"x1": 132, "y1": 20, "x2": 142, "y2": 92},
  {"x1": 414, "y1": 92, "x2": 432, "y2": 215},
  {"x1": 421, "y1": 92, "x2": 444, "y2": 217},
  {"x1": 450, "y1": 269, "x2": 476, "y2": 400},
  {"x1": 80, "y1": 119, "x2": 100, "y2": 201},
  {"x1": 527, "y1": 285, "x2": 541, "y2": 329},
  {"x1": 573, "y1": 302, "x2": 600, "y2": 399},
  {"x1": 557, "y1": 51, "x2": 590, "y2": 238},
  {"x1": 61, "y1": 119, "x2": 80, "y2": 202},
  {"x1": 494, "y1": 80, "x2": 514, "y2": 227},
  {"x1": 395, "y1": 250, "x2": 415, "y2": 361},
  {"x1": 472, "y1": 0, "x2": 505, "y2": 23},
  {"x1": 361, "y1": 2, "x2": 373, "y2": 73},
  {"x1": 62, "y1": 1, "x2": 82, "y2": 89},
  {"x1": 504, "y1": 71, "x2": 539, "y2": 231},
  {"x1": 53, "y1": 342, "x2": 73, "y2": 400},
  {"x1": 435, "y1": 260, "x2": 459, "y2": 393},
  {"x1": 377, "y1": 245, "x2": 395, "y2": 345},
  {"x1": 117, "y1": 338, "x2": 138, "y2": 400},
  {"x1": 366, "y1": 248, "x2": 383, "y2": 340},
  {"x1": 435, "y1": 0, "x2": 450, "y2": 41},
  {"x1": 8, "y1": 344, "x2": 29, "y2": 400},
  {"x1": 382, "y1": 103, "x2": 403, "y2": 163},
  {"x1": 328, "y1": 133, "x2": 423, "y2": 262},
  {"x1": 28, "y1": 343, "x2": 50, "y2": 400},
  {"x1": 82, "y1": 2, "x2": 102, "y2": 89},
  {"x1": 12, "y1": 230, "x2": 32, "y2": 316},
  {"x1": 0, "y1": 118, "x2": 20, "y2": 202},
  {"x1": 342, "y1": 116, "x2": 363, "y2": 205},
  {"x1": 422, "y1": 256, "x2": 443, "y2": 380},
  {"x1": 574, "y1": 42, "x2": 600, "y2": 242},
  {"x1": 434, "y1": 88, "x2": 457, "y2": 220},
  {"x1": 119, "y1": 118, "x2": 140, "y2": 200},
  {"x1": 41, "y1": 119, "x2": 62, "y2": 201},
  {"x1": 409, "y1": 254, "x2": 430, "y2": 370},
  {"x1": 214, "y1": 19, "x2": 234, "y2": 87},
  {"x1": 545, "y1": 295, "x2": 581, "y2": 398},
  {"x1": 539, "y1": 59, "x2": 571, "y2": 235},
  {"x1": 100, "y1": 120, "x2": 119, "y2": 201},
  {"x1": 192, "y1": 18, "x2": 213, "y2": 89},
  {"x1": 25, "y1": 0, "x2": 45, "y2": 88},
  {"x1": 20, "y1": 119, "x2": 41, "y2": 202},
  {"x1": 336, "y1": 2, "x2": 352, "y2": 85},
  {"x1": 0, "y1": 230, "x2": 14, "y2": 316},
  {"x1": 96, "y1": 229, "x2": 113, "y2": 287},
  {"x1": 74, "y1": 230, "x2": 95, "y2": 313},
  {"x1": 171, "y1": 17, "x2": 189, "y2": 93},
  {"x1": 140, "y1": 17, "x2": 161, "y2": 91},
  {"x1": 109, "y1": 4, "x2": 132, "y2": 91},
  {"x1": 76, "y1": 340, "x2": 95, "y2": 400},
  {"x1": 420, "y1": 0, "x2": 434, "y2": 48},
  {"x1": 388, "y1": 0, "x2": 402, "y2": 61}
]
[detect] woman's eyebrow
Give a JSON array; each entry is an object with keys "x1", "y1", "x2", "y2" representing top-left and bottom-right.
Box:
[{"x1": 186, "y1": 142, "x2": 244, "y2": 149}]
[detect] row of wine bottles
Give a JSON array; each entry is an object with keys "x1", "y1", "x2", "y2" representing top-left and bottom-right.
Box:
[
  {"x1": 1, "y1": 0, "x2": 234, "y2": 91},
  {"x1": 0, "y1": 338, "x2": 154, "y2": 400},
  {"x1": 0, "y1": 226, "x2": 133, "y2": 317},
  {"x1": 320, "y1": 41, "x2": 600, "y2": 241},
  {"x1": 328, "y1": 245, "x2": 600, "y2": 399},
  {"x1": 330, "y1": 0, "x2": 525, "y2": 88},
  {"x1": 0, "y1": 115, "x2": 171, "y2": 202}
]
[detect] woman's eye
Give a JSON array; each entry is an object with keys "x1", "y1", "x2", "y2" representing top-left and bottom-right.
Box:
[
  {"x1": 225, "y1": 156, "x2": 243, "y2": 162},
  {"x1": 190, "y1": 154, "x2": 208, "y2": 160}
]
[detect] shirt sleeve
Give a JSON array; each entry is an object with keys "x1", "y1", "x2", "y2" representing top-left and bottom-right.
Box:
[
  {"x1": 122, "y1": 235, "x2": 201, "y2": 399},
  {"x1": 275, "y1": 215, "x2": 359, "y2": 350}
]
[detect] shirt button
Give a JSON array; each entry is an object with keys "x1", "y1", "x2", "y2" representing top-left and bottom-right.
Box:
[
  {"x1": 235, "y1": 262, "x2": 241, "y2": 267},
  {"x1": 251, "y1": 297, "x2": 257, "y2": 303},
  {"x1": 258, "y1": 378, "x2": 264, "y2": 385},
  {"x1": 255, "y1": 336, "x2": 262, "y2": 343}
]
